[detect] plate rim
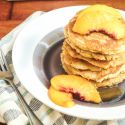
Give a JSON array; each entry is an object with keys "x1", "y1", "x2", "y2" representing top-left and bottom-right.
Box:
[{"x1": 12, "y1": 5, "x2": 125, "y2": 120}]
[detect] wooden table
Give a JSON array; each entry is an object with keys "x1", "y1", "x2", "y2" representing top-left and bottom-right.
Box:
[{"x1": 0, "y1": 0, "x2": 125, "y2": 124}]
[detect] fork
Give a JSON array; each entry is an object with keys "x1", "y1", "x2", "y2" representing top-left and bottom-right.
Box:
[{"x1": 0, "y1": 49, "x2": 43, "y2": 125}]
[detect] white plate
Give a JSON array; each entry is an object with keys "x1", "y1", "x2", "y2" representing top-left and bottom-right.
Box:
[{"x1": 12, "y1": 6, "x2": 125, "y2": 120}]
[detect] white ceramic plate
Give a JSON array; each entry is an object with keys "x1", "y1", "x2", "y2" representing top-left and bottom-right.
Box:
[{"x1": 12, "y1": 6, "x2": 125, "y2": 120}]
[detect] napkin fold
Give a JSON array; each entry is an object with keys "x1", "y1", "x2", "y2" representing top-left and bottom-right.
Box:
[{"x1": 0, "y1": 11, "x2": 124, "y2": 125}]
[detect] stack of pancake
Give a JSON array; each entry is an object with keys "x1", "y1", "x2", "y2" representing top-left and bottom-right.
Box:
[{"x1": 61, "y1": 6, "x2": 125, "y2": 88}]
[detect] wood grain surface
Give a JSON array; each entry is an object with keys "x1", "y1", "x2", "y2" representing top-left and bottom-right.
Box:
[
  {"x1": 12, "y1": 0, "x2": 125, "y2": 20},
  {"x1": 0, "y1": 0, "x2": 125, "y2": 124},
  {"x1": 0, "y1": 1, "x2": 12, "y2": 20}
]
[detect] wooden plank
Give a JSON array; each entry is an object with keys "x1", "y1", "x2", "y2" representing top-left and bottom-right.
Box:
[
  {"x1": 12, "y1": 0, "x2": 125, "y2": 20},
  {"x1": 0, "y1": 20, "x2": 21, "y2": 38},
  {"x1": 0, "y1": 1, "x2": 12, "y2": 20}
]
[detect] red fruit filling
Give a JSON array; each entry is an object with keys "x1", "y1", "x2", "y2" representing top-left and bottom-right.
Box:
[{"x1": 60, "y1": 87, "x2": 85, "y2": 101}]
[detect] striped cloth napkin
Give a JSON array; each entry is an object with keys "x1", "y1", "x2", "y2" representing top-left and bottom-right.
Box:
[{"x1": 0, "y1": 11, "x2": 125, "y2": 125}]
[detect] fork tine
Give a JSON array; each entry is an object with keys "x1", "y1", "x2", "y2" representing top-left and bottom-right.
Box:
[{"x1": 0, "y1": 49, "x2": 9, "y2": 71}]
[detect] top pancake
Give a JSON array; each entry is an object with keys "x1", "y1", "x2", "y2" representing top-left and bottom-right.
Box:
[{"x1": 65, "y1": 17, "x2": 125, "y2": 55}]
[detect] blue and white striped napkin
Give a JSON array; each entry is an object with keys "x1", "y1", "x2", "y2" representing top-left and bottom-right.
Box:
[{"x1": 0, "y1": 11, "x2": 125, "y2": 125}]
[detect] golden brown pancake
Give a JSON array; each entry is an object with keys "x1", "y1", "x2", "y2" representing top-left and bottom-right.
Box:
[
  {"x1": 66, "y1": 39, "x2": 125, "y2": 61},
  {"x1": 65, "y1": 18, "x2": 125, "y2": 55},
  {"x1": 61, "y1": 51, "x2": 125, "y2": 82},
  {"x1": 62, "y1": 49, "x2": 102, "y2": 71},
  {"x1": 63, "y1": 40, "x2": 125, "y2": 69},
  {"x1": 61, "y1": 60, "x2": 125, "y2": 88}
]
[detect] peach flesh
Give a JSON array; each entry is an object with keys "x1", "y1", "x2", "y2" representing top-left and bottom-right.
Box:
[{"x1": 48, "y1": 86, "x2": 75, "y2": 107}]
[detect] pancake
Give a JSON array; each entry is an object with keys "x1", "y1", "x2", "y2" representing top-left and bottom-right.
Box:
[
  {"x1": 66, "y1": 38, "x2": 125, "y2": 61},
  {"x1": 62, "y1": 48, "x2": 102, "y2": 71},
  {"x1": 63, "y1": 40, "x2": 125, "y2": 69},
  {"x1": 61, "y1": 51, "x2": 125, "y2": 82},
  {"x1": 62, "y1": 60, "x2": 125, "y2": 88},
  {"x1": 65, "y1": 18, "x2": 125, "y2": 55}
]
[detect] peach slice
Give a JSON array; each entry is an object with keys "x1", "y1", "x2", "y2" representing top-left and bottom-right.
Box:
[
  {"x1": 48, "y1": 86, "x2": 75, "y2": 107},
  {"x1": 51, "y1": 75, "x2": 101, "y2": 103},
  {"x1": 77, "y1": 5, "x2": 122, "y2": 19},
  {"x1": 73, "y1": 5, "x2": 125, "y2": 39}
]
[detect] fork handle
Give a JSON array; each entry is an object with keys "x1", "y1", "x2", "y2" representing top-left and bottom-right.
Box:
[{"x1": 5, "y1": 79, "x2": 43, "y2": 125}]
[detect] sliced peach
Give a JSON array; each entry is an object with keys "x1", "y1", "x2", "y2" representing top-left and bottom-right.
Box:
[
  {"x1": 73, "y1": 5, "x2": 125, "y2": 39},
  {"x1": 48, "y1": 86, "x2": 75, "y2": 107},
  {"x1": 77, "y1": 5, "x2": 122, "y2": 19},
  {"x1": 51, "y1": 75, "x2": 101, "y2": 103}
]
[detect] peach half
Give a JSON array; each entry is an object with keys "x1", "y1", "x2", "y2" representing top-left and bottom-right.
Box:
[{"x1": 51, "y1": 75, "x2": 101, "y2": 103}]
